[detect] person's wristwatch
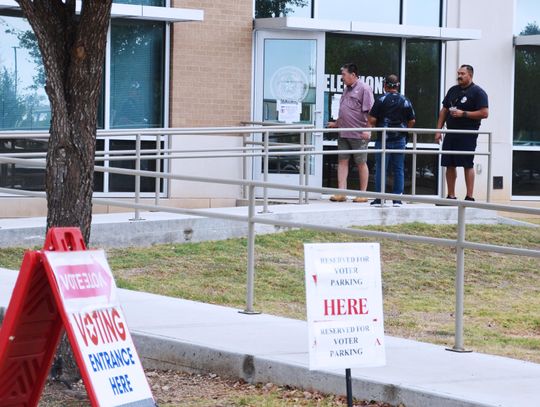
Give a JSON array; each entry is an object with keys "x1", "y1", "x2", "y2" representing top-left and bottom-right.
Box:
[{"x1": 462, "y1": 111, "x2": 468, "y2": 118}]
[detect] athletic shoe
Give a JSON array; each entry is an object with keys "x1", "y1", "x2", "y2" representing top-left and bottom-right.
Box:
[
  {"x1": 352, "y1": 197, "x2": 368, "y2": 203},
  {"x1": 370, "y1": 199, "x2": 382, "y2": 206},
  {"x1": 464, "y1": 196, "x2": 475, "y2": 201},
  {"x1": 329, "y1": 195, "x2": 347, "y2": 202},
  {"x1": 392, "y1": 200, "x2": 403, "y2": 207}
]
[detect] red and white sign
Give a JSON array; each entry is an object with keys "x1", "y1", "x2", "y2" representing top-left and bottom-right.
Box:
[
  {"x1": 44, "y1": 250, "x2": 154, "y2": 407},
  {"x1": 304, "y1": 243, "x2": 385, "y2": 370}
]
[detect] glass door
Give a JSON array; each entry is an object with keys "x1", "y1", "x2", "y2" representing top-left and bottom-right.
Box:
[{"x1": 253, "y1": 30, "x2": 325, "y2": 198}]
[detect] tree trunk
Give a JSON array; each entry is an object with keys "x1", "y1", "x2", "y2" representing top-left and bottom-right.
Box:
[
  {"x1": 17, "y1": 0, "x2": 112, "y2": 245},
  {"x1": 16, "y1": 0, "x2": 113, "y2": 384}
]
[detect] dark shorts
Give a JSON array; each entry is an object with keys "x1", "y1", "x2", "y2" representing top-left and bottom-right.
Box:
[
  {"x1": 441, "y1": 133, "x2": 478, "y2": 168},
  {"x1": 338, "y1": 137, "x2": 369, "y2": 164}
]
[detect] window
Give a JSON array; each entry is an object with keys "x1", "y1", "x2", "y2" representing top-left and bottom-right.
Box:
[
  {"x1": 317, "y1": 0, "x2": 400, "y2": 23},
  {"x1": 0, "y1": 14, "x2": 167, "y2": 194},
  {"x1": 255, "y1": 0, "x2": 312, "y2": 17},
  {"x1": 323, "y1": 34, "x2": 401, "y2": 191},
  {"x1": 405, "y1": 40, "x2": 441, "y2": 138},
  {"x1": 322, "y1": 34, "x2": 440, "y2": 194},
  {"x1": 254, "y1": 0, "x2": 442, "y2": 26},
  {"x1": 512, "y1": 151, "x2": 540, "y2": 196},
  {"x1": 108, "y1": 139, "x2": 164, "y2": 193},
  {"x1": 324, "y1": 34, "x2": 401, "y2": 132},
  {"x1": 515, "y1": 0, "x2": 540, "y2": 35},
  {"x1": 513, "y1": 45, "x2": 540, "y2": 197},
  {"x1": 0, "y1": 17, "x2": 49, "y2": 131},
  {"x1": 110, "y1": 20, "x2": 165, "y2": 129},
  {"x1": 404, "y1": 0, "x2": 441, "y2": 26}
]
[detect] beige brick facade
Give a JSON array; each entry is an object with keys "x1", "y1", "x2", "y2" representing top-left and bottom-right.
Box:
[{"x1": 170, "y1": 0, "x2": 253, "y2": 127}]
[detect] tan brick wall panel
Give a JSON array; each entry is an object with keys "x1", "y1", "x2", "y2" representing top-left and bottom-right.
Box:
[{"x1": 170, "y1": 0, "x2": 253, "y2": 127}]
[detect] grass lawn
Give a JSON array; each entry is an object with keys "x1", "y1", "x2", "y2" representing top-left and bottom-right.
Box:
[{"x1": 0, "y1": 223, "x2": 538, "y2": 363}]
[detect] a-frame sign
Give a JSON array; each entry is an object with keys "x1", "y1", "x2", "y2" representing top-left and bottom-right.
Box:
[{"x1": 0, "y1": 227, "x2": 155, "y2": 406}]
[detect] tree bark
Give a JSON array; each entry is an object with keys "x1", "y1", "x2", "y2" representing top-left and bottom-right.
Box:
[{"x1": 16, "y1": 0, "x2": 112, "y2": 245}]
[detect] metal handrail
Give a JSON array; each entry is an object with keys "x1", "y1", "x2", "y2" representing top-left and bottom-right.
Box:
[
  {"x1": 0, "y1": 149, "x2": 538, "y2": 352},
  {"x1": 0, "y1": 124, "x2": 523, "y2": 352}
]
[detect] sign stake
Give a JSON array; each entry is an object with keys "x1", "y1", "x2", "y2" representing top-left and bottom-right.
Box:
[{"x1": 346, "y1": 367, "x2": 353, "y2": 407}]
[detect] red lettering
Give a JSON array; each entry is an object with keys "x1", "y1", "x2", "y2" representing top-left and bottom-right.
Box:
[
  {"x1": 84, "y1": 313, "x2": 99, "y2": 345},
  {"x1": 112, "y1": 308, "x2": 127, "y2": 341},
  {"x1": 322, "y1": 298, "x2": 369, "y2": 316},
  {"x1": 348, "y1": 298, "x2": 359, "y2": 315},
  {"x1": 74, "y1": 308, "x2": 127, "y2": 346},
  {"x1": 73, "y1": 313, "x2": 89, "y2": 346},
  {"x1": 323, "y1": 299, "x2": 335, "y2": 316}
]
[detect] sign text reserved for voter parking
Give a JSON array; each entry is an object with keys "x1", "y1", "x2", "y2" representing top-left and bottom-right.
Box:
[{"x1": 304, "y1": 243, "x2": 385, "y2": 370}]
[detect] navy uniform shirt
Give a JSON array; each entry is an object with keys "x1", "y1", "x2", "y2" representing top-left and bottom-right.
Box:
[
  {"x1": 369, "y1": 92, "x2": 415, "y2": 141},
  {"x1": 442, "y1": 83, "x2": 489, "y2": 130}
]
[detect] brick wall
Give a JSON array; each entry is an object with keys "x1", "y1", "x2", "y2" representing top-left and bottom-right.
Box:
[{"x1": 170, "y1": 0, "x2": 253, "y2": 127}]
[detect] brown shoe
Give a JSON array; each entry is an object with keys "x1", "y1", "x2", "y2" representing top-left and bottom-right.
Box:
[
  {"x1": 352, "y1": 197, "x2": 368, "y2": 203},
  {"x1": 329, "y1": 195, "x2": 347, "y2": 202}
]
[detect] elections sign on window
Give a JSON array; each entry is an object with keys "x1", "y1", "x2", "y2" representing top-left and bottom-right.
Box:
[
  {"x1": 43, "y1": 250, "x2": 155, "y2": 407},
  {"x1": 304, "y1": 243, "x2": 385, "y2": 371}
]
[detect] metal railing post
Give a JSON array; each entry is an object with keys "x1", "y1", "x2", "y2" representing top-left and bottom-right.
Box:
[
  {"x1": 411, "y1": 132, "x2": 417, "y2": 197},
  {"x1": 262, "y1": 131, "x2": 270, "y2": 213},
  {"x1": 242, "y1": 133, "x2": 248, "y2": 199},
  {"x1": 439, "y1": 137, "x2": 446, "y2": 199},
  {"x1": 299, "y1": 131, "x2": 305, "y2": 204},
  {"x1": 240, "y1": 184, "x2": 260, "y2": 315},
  {"x1": 155, "y1": 134, "x2": 161, "y2": 207},
  {"x1": 451, "y1": 204, "x2": 468, "y2": 352},
  {"x1": 130, "y1": 133, "x2": 142, "y2": 221},
  {"x1": 381, "y1": 130, "x2": 387, "y2": 206},
  {"x1": 304, "y1": 131, "x2": 310, "y2": 204},
  {"x1": 487, "y1": 132, "x2": 492, "y2": 202}
]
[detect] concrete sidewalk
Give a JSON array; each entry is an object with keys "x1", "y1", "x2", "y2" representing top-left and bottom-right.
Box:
[{"x1": 0, "y1": 267, "x2": 539, "y2": 407}]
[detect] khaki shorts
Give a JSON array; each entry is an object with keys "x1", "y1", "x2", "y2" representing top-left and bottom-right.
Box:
[{"x1": 338, "y1": 137, "x2": 369, "y2": 164}]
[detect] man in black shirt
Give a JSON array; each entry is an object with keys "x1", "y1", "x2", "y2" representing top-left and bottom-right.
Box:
[
  {"x1": 435, "y1": 64, "x2": 489, "y2": 201},
  {"x1": 368, "y1": 74, "x2": 416, "y2": 206}
]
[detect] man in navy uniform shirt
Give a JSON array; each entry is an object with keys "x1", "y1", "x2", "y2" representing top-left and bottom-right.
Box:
[
  {"x1": 368, "y1": 74, "x2": 416, "y2": 206},
  {"x1": 435, "y1": 64, "x2": 489, "y2": 201}
]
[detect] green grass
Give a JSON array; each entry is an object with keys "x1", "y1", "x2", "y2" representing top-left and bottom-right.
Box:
[{"x1": 1, "y1": 223, "x2": 538, "y2": 363}]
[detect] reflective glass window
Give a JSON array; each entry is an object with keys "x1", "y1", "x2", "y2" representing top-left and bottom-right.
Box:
[
  {"x1": 323, "y1": 34, "x2": 400, "y2": 191},
  {"x1": 255, "y1": 0, "x2": 312, "y2": 17},
  {"x1": 404, "y1": 0, "x2": 441, "y2": 26},
  {"x1": 262, "y1": 39, "x2": 317, "y2": 175},
  {"x1": 0, "y1": 16, "x2": 49, "y2": 130},
  {"x1": 108, "y1": 139, "x2": 164, "y2": 193},
  {"x1": 324, "y1": 34, "x2": 400, "y2": 131},
  {"x1": 513, "y1": 45, "x2": 540, "y2": 196},
  {"x1": 512, "y1": 151, "x2": 540, "y2": 196},
  {"x1": 405, "y1": 40, "x2": 441, "y2": 138},
  {"x1": 515, "y1": 0, "x2": 540, "y2": 35},
  {"x1": 514, "y1": 46, "x2": 540, "y2": 146},
  {"x1": 0, "y1": 138, "x2": 46, "y2": 190},
  {"x1": 317, "y1": 0, "x2": 400, "y2": 24},
  {"x1": 110, "y1": 20, "x2": 165, "y2": 129}
]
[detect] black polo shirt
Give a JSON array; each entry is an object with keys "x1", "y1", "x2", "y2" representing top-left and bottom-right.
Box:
[
  {"x1": 369, "y1": 92, "x2": 415, "y2": 141},
  {"x1": 442, "y1": 83, "x2": 489, "y2": 130}
]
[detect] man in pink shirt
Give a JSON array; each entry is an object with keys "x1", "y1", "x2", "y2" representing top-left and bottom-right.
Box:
[{"x1": 328, "y1": 63, "x2": 374, "y2": 202}]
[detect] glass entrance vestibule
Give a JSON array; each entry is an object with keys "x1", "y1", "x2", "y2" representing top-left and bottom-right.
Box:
[{"x1": 253, "y1": 28, "x2": 450, "y2": 197}]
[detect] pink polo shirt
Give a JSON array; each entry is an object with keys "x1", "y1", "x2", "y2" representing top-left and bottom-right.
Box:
[{"x1": 336, "y1": 79, "x2": 374, "y2": 139}]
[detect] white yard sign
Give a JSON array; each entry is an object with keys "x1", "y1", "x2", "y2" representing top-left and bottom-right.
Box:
[
  {"x1": 304, "y1": 243, "x2": 385, "y2": 370},
  {"x1": 44, "y1": 250, "x2": 155, "y2": 407}
]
